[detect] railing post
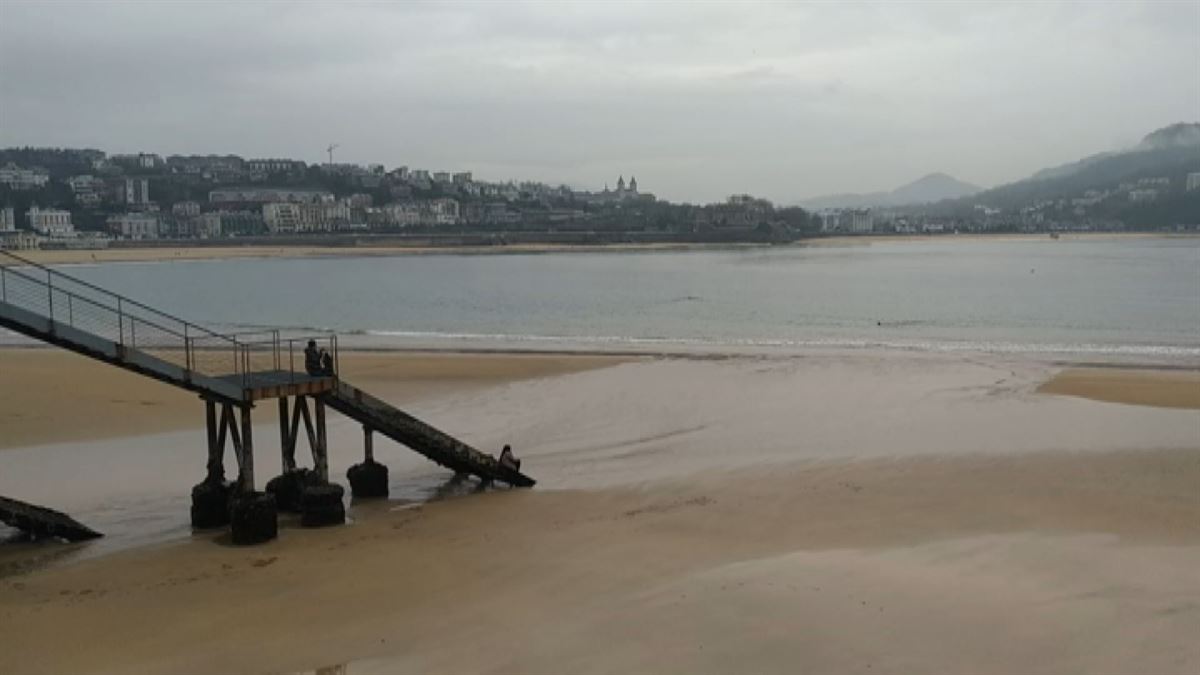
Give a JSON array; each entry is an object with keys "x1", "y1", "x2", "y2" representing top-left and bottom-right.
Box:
[
  {"x1": 184, "y1": 324, "x2": 191, "y2": 371},
  {"x1": 1, "y1": 266, "x2": 6, "y2": 302},
  {"x1": 67, "y1": 295, "x2": 73, "y2": 326},
  {"x1": 289, "y1": 340, "x2": 295, "y2": 384},
  {"x1": 239, "y1": 404, "x2": 255, "y2": 493},
  {"x1": 46, "y1": 269, "x2": 53, "y2": 322},
  {"x1": 117, "y1": 297, "x2": 124, "y2": 344}
]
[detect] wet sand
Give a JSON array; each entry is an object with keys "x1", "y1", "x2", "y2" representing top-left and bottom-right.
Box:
[
  {"x1": 1, "y1": 352, "x2": 1198, "y2": 674},
  {"x1": 0, "y1": 348, "x2": 633, "y2": 450}
]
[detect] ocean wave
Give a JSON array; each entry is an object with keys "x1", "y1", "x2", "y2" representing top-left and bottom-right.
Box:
[{"x1": 359, "y1": 329, "x2": 1200, "y2": 358}]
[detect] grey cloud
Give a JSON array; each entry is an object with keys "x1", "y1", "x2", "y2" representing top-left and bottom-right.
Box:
[{"x1": 1, "y1": 0, "x2": 1196, "y2": 203}]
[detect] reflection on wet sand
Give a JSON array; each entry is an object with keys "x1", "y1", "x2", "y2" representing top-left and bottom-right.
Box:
[{"x1": 0, "y1": 352, "x2": 1197, "y2": 674}]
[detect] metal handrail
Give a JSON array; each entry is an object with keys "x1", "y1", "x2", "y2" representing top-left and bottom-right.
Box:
[
  {"x1": 1, "y1": 264, "x2": 190, "y2": 341},
  {"x1": 0, "y1": 250, "x2": 228, "y2": 342},
  {"x1": 1, "y1": 250, "x2": 338, "y2": 388}
]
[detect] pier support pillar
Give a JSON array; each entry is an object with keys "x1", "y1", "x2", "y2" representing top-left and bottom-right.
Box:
[
  {"x1": 229, "y1": 492, "x2": 277, "y2": 545},
  {"x1": 278, "y1": 397, "x2": 295, "y2": 472},
  {"x1": 191, "y1": 398, "x2": 233, "y2": 529},
  {"x1": 238, "y1": 404, "x2": 255, "y2": 494},
  {"x1": 227, "y1": 403, "x2": 278, "y2": 545},
  {"x1": 347, "y1": 426, "x2": 388, "y2": 499},
  {"x1": 300, "y1": 483, "x2": 345, "y2": 527},
  {"x1": 314, "y1": 398, "x2": 329, "y2": 483}
]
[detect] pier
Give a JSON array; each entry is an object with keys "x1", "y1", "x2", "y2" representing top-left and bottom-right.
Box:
[{"x1": 0, "y1": 250, "x2": 534, "y2": 544}]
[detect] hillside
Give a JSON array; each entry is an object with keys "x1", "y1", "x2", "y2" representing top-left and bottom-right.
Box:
[
  {"x1": 921, "y1": 123, "x2": 1200, "y2": 226},
  {"x1": 801, "y1": 173, "x2": 980, "y2": 209}
]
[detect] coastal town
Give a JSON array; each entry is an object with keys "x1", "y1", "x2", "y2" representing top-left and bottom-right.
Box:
[{"x1": 0, "y1": 144, "x2": 1197, "y2": 251}]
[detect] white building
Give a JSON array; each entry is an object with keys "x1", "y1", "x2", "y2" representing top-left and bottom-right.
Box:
[
  {"x1": 246, "y1": 158, "x2": 306, "y2": 174},
  {"x1": 121, "y1": 177, "x2": 151, "y2": 205},
  {"x1": 68, "y1": 175, "x2": 106, "y2": 206},
  {"x1": 112, "y1": 153, "x2": 162, "y2": 169},
  {"x1": 107, "y1": 213, "x2": 160, "y2": 239},
  {"x1": 27, "y1": 207, "x2": 74, "y2": 237},
  {"x1": 0, "y1": 206, "x2": 15, "y2": 232},
  {"x1": 195, "y1": 213, "x2": 223, "y2": 238},
  {"x1": 1186, "y1": 172, "x2": 1200, "y2": 192},
  {"x1": 212, "y1": 187, "x2": 332, "y2": 204},
  {"x1": 262, "y1": 203, "x2": 302, "y2": 232},
  {"x1": 848, "y1": 210, "x2": 874, "y2": 233},
  {"x1": 262, "y1": 202, "x2": 351, "y2": 233},
  {"x1": 427, "y1": 198, "x2": 459, "y2": 225},
  {"x1": 381, "y1": 199, "x2": 461, "y2": 227},
  {"x1": 1129, "y1": 189, "x2": 1159, "y2": 203},
  {"x1": 0, "y1": 164, "x2": 49, "y2": 190},
  {"x1": 383, "y1": 202, "x2": 421, "y2": 227},
  {"x1": 172, "y1": 201, "x2": 201, "y2": 217}
]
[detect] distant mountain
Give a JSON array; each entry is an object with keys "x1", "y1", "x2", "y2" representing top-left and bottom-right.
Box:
[
  {"x1": 800, "y1": 173, "x2": 980, "y2": 210},
  {"x1": 890, "y1": 173, "x2": 982, "y2": 205},
  {"x1": 1139, "y1": 122, "x2": 1200, "y2": 150},
  {"x1": 940, "y1": 122, "x2": 1200, "y2": 213}
]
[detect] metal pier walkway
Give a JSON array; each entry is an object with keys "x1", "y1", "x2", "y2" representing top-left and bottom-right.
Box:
[{"x1": 0, "y1": 250, "x2": 534, "y2": 491}]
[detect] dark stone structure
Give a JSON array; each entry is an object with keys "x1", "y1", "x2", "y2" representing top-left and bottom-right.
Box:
[
  {"x1": 265, "y1": 468, "x2": 323, "y2": 513},
  {"x1": 300, "y1": 484, "x2": 345, "y2": 527},
  {"x1": 0, "y1": 495, "x2": 102, "y2": 542},
  {"x1": 190, "y1": 479, "x2": 233, "y2": 529},
  {"x1": 347, "y1": 460, "x2": 389, "y2": 498},
  {"x1": 230, "y1": 492, "x2": 278, "y2": 545}
]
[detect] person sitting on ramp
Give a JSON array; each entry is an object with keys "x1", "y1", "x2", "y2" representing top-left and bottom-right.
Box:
[{"x1": 498, "y1": 444, "x2": 521, "y2": 472}]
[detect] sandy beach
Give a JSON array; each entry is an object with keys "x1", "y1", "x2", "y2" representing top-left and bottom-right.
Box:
[
  {"x1": 14, "y1": 242, "x2": 763, "y2": 266},
  {"x1": 0, "y1": 348, "x2": 633, "y2": 450},
  {"x1": 11, "y1": 232, "x2": 1191, "y2": 266},
  {"x1": 1, "y1": 349, "x2": 1198, "y2": 674}
]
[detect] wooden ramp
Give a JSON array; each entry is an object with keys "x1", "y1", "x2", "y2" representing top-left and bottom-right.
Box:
[
  {"x1": 325, "y1": 381, "x2": 535, "y2": 487},
  {"x1": 0, "y1": 495, "x2": 103, "y2": 542}
]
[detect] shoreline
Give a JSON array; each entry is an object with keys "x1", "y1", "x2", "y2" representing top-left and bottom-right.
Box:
[
  {"x1": 2, "y1": 347, "x2": 1197, "y2": 452},
  {"x1": 12, "y1": 231, "x2": 1195, "y2": 265},
  {"x1": 0, "y1": 348, "x2": 636, "y2": 451}
]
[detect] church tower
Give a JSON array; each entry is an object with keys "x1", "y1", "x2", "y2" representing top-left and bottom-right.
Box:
[
  {"x1": 616, "y1": 175, "x2": 626, "y2": 192},
  {"x1": 629, "y1": 176, "x2": 638, "y2": 193}
]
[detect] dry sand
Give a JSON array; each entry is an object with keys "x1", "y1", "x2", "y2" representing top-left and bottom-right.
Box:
[
  {"x1": 1038, "y1": 366, "x2": 1200, "y2": 410},
  {"x1": 15, "y1": 242, "x2": 755, "y2": 266},
  {"x1": 14, "y1": 233, "x2": 1190, "y2": 266},
  {"x1": 0, "y1": 348, "x2": 632, "y2": 450},
  {"x1": 0, "y1": 352, "x2": 1198, "y2": 674}
]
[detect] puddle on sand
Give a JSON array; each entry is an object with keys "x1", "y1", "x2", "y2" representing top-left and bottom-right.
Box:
[{"x1": 0, "y1": 451, "x2": 508, "y2": 580}]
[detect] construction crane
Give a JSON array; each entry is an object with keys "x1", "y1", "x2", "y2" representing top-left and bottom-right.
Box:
[{"x1": 326, "y1": 143, "x2": 339, "y2": 167}]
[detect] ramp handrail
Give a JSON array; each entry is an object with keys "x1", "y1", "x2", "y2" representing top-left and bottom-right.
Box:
[{"x1": 0, "y1": 250, "x2": 336, "y2": 387}]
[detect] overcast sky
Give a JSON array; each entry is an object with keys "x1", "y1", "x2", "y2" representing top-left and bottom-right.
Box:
[{"x1": 1, "y1": 1, "x2": 1196, "y2": 203}]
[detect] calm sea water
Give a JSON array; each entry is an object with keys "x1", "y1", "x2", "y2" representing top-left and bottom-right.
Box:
[{"x1": 26, "y1": 238, "x2": 1200, "y2": 359}]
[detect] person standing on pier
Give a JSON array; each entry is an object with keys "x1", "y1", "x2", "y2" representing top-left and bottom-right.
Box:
[{"x1": 304, "y1": 340, "x2": 323, "y2": 376}]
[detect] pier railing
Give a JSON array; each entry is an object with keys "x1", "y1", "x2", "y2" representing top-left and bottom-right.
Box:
[{"x1": 0, "y1": 250, "x2": 336, "y2": 389}]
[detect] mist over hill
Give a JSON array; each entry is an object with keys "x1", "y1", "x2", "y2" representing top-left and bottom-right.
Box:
[
  {"x1": 800, "y1": 173, "x2": 981, "y2": 210},
  {"x1": 937, "y1": 123, "x2": 1200, "y2": 212},
  {"x1": 909, "y1": 123, "x2": 1200, "y2": 228}
]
